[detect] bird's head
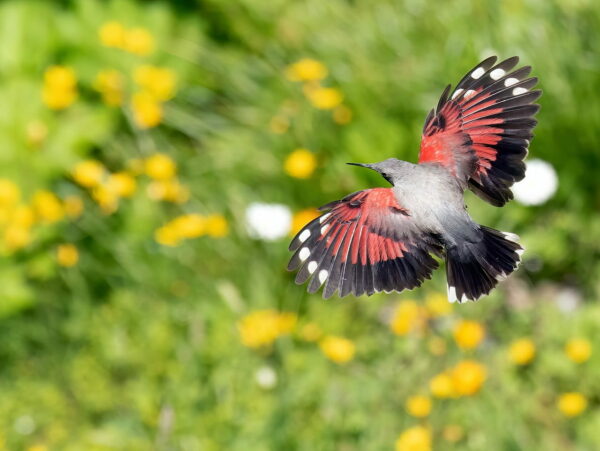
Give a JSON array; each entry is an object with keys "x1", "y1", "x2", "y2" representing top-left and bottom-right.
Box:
[{"x1": 347, "y1": 158, "x2": 411, "y2": 185}]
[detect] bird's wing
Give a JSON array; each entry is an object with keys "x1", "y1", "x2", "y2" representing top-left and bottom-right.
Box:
[
  {"x1": 288, "y1": 188, "x2": 443, "y2": 298},
  {"x1": 418, "y1": 56, "x2": 541, "y2": 206}
]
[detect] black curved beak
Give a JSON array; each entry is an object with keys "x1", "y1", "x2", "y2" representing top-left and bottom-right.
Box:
[{"x1": 346, "y1": 162, "x2": 371, "y2": 168}]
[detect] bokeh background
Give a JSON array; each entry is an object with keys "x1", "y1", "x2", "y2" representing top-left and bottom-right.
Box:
[{"x1": 0, "y1": 0, "x2": 599, "y2": 449}]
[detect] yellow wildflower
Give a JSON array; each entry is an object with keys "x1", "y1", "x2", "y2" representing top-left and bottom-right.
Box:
[
  {"x1": 508, "y1": 338, "x2": 536, "y2": 365},
  {"x1": 269, "y1": 115, "x2": 289, "y2": 134},
  {"x1": 72, "y1": 160, "x2": 106, "y2": 188},
  {"x1": 146, "y1": 179, "x2": 189, "y2": 204},
  {"x1": 26, "y1": 120, "x2": 48, "y2": 147},
  {"x1": 205, "y1": 214, "x2": 229, "y2": 238},
  {"x1": 298, "y1": 322, "x2": 322, "y2": 342},
  {"x1": 284, "y1": 149, "x2": 317, "y2": 179},
  {"x1": 405, "y1": 395, "x2": 432, "y2": 418},
  {"x1": 11, "y1": 205, "x2": 35, "y2": 228},
  {"x1": 123, "y1": 27, "x2": 154, "y2": 55},
  {"x1": 333, "y1": 105, "x2": 353, "y2": 124},
  {"x1": 442, "y1": 425, "x2": 464, "y2": 443},
  {"x1": 154, "y1": 225, "x2": 180, "y2": 247},
  {"x1": 145, "y1": 153, "x2": 176, "y2": 180},
  {"x1": 565, "y1": 338, "x2": 592, "y2": 363},
  {"x1": 390, "y1": 300, "x2": 427, "y2": 336},
  {"x1": 4, "y1": 225, "x2": 30, "y2": 251},
  {"x1": 429, "y1": 372, "x2": 456, "y2": 399},
  {"x1": 131, "y1": 91, "x2": 162, "y2": 128},
  {"x1": 450, "y1": 360, "x2": 486, "y2": 396},
  {"x1": 64, "y1": 195, "x2": 84, "y2": 218},
  {"x1": 238, "y1": 310, "x2": 297, "y2": 348},
  {"x1": 99, "y1": 21, "x2": 126, "y2": 48},
  {"x1": 56, "y1": 244, "x2": 79, "y2": 267},
  {"x1": 93, "y1": 69, "x2": 124, "y2": 106},
  {"x1": 290, "y1": 208, "x2": 320, "y2": 236},
  {"x1": 32, "y1": 190, "x2": 64, "y2": 223},
  {"x1": 133, "y1": 65, "x2": 177, "y2": 101},
  {"x1": 453, "y1": 320, "x2": 485, "y2": 350},
  {"x1": 42, "y1": 66, "x2": 78, "y2": 110},
  {"x1": 425, "y1": 292, "x2": 452, "y2": 317},
  {"x1": 427, "y1": 336, "x2": 447, "y2": 356},
  {"x1": 170, "y1": 214, "x2": 205, "y2": 239},
  {"x1": 0, "y1": 179, "x2": 21, "y2": 206},
  {"x1": 395, "y1": 425, "x2": 431, "y2": 451},
  {"x1": 107, "y1": 172, "x2": 137, "y2": 198},
  {"x1": 558, "y1": 392, "x2": 587, "y2": 417},
  {"x1": 91, "y1": 185, "x2": 119, "y2": 214},
  {"x1": 285, "y1": 58, "x2": 328, "y2": 82},
  {"x1": 319, "y1": 335, "x2": 355, "y2": 364},
  {"x1": 306, "y1": 87, "x2": 343, "y2": 110}
]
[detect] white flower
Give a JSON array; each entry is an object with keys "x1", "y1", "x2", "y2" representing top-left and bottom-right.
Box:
[
  {"x1": 255, "y1": 366, "x2": 277, "y2": 389},
  {"x1": 512, "y1": 159, "x2": 558, "y2": 205},
  {"x1": 246, "y1": 202, "x2": 292, "y2": 241}
]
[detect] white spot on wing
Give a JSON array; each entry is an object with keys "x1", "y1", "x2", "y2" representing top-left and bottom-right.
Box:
[
  {"x1": 318, "y1": 270, "x2": 328, "y2": 284},
  {"x1": 307, "y1": 261, "x2": 317, "y2": 274},
  {"x1": 298, "y1": 229, "x2": 311, "y2": 243},
  {"x1": 504, "y1": 77, "x2": 519, "y2": 87},
  {"x1": 471, "y1": 67, "x2": 485, "y2": 79},
  {"x1": 320, "y1": 224, "x2": 330, "y2": 235},
  {"x1": 513, "y1": 87, "x2": 528, "y2": 95},
  {"x1": 490, "y1": 68, "x2": 506, "y2": 80},
  {"x1": 465, "y1": 89, "x2": 476, "y2": 99},
  {"x1": 451, "y1": 88, "x2": 464, "y2": 100},
  {"x1": 299, "y1": 247, "x2": 310, "y2": 261},
  {"x1": 447, "y1": 286, "x2": 458, "y2": 303},
  {"x1": 319, "y1": 213, "x2": 331, "y2": 223},
  {"x1": 502, "y1": 232, "x2": 520, "y2": 243}
]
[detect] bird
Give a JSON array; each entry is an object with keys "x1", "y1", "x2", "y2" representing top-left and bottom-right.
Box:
[{"x1": 287, "y1": 56, "x2": 541, "y2": 303}]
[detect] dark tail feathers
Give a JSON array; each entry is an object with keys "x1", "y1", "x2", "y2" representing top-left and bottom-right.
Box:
[{"x1": 445, "y1": 226, "x2": 523, "y2": 303}]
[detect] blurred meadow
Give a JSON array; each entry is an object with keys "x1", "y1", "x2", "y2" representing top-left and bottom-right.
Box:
[{"x1": 0, "y1": 0, "x2": 599, "y2": 449}]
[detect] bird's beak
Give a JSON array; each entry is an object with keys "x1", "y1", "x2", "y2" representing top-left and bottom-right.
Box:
[{"x1": 346, "y1": 162, "x2": 371, "y2": 168}]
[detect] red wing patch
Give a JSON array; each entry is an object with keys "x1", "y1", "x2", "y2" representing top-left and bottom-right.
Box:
[
  {"x1": 288, "y1": 188, "x2": 442, "y2": 298},
  {"x1": 419, "y1": 56, "x2": 541, "y2": 206}
]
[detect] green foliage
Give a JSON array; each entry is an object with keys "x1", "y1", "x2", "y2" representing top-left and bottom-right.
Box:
[{"x1": 0, "y1": 0, "x2": 598, "y2": 449}]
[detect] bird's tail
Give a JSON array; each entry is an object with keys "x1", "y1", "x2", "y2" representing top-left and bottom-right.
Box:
[{"x1": 445, "y1": 226, "x2": 523, "y2": 303}]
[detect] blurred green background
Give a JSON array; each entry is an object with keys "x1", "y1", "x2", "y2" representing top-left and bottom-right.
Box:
[{"x1": 0, "y1": 0, "x2": 599, "y2": 449}]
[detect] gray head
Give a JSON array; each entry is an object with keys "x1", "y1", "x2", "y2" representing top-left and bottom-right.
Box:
[{"x1": 347, "y1": 158, "x2": 413, "y2": 185}]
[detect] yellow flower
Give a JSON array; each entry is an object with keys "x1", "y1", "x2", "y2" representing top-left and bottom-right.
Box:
[
  {"x1": 0, "y1": 179, "x2": 21, "y2": 206},
  {"x1": 107, "y1": 172, "x2": 137, "y2": 198},
  {"x1": 450, "y1": 360, "x2": 486, "y2": 396},
  {"x1": 298, "y1": 322, "x2": 322, "y2": 342},
  {"x1": 32, "y1": 190, "x2": 64, "y2": 223},
  {"x1": 319, "y1": 335, "x2": 355, "y2": 364},
  {"x1": 123, "y1": 27, "x2": 154, "y2": 55},
  {"x1": 64, "y1": 195, "x2": 84, "y2": 219},
  {"x1": 133, "y1": 66, "x2": 177, "y2": 101},
  {"x1": 285, "y1": 58, "x2": 328, "y2": 82},
  {"x1": 72, "y1": 160, "x2": 106, "y2": 188},
  {"x1": 42, "y1": 66, "x2": 77, "y2": 110},
  {"x1": 131, "y1": 91, "x2": 163, "y2": 128},
  {"x1": 390, "y1": 300, "x2": 427, "y2": 336},
  {"x1": 91, "y1": 185, "x2": 119, "y2": 214},
  {"x1": 442, "y1": 425, "x2": 464, "y2": 443},
  {"x1": 56, "y1": 244, "x2": 79, "y2": 267},
  {"x1": 99, "y1": 21, "x2": 126, "y2": 48},
  {"x1": 395, "y1": 425, "x2": 431, "y2": 451},
  {"x1": 453, "y1": 320, "x2": 485, "y2": 350},
  {"x1": 565, "y1": 338, "x2": 592, "y2": 363},
  {"x1": 427, "y1": 336, "x2": 447, "y2": 356},
  {"x1": 11, "y1": 205, "x2": 35, "y2": 228},
  {"x1": 508, "y1": 338, "x2": 536, "y2": 365},
  {"x1": 238, "y1": 310, "x2": 297, "y2": 348},
  {"x1": 429, "y1": 372, "x2": 456, "y2": 399},
  {"x1": 93, "y1": 69, "x2": 124, "y2": 106},
  {"x1": 3, "y1": 225, "x2": 30, "y2": 251},
  {"x1": 333, "y1": 105, "x2": 353, "y2": 124},
  {"x1": 170, "y1": 214, "x2": 205, "y2": 239},
  {"x1": 146, "y1": 180, "x2": 189, "y2": 204},
  {"x1": 205, "y1": 214, "x2": 229, "y2": 238},
  {"x1": 425, "y1": 292, "x2": 452, "y2": 317},
  {"x1": 26, "y1": 445, "x2": 48, "y2": 451},
  {"x1": 290, "y1": 208, "x2": 320, "y2": 236},
  {"x1": 284, "y1": 149, "x2": 317, "y2": 179},
  {"x1": 145, "y1": 153, "x2": 176, "y2": 180},
  {"x1": 26, "y1": 120, "x2": 48, "y2": 147},
  {"x1": 405, "y1": 395, "x2": 432, "y2": 418},
  {"x1": 306, "y1": 87, "x2": 343, "y2": 110},
  {"x1": 269, "y1": 116, "x2": 289, "y2": 134},
  {"x1": 558, "y1": 392, "x2": 587, "y2": 417},
  {"x1": 154, "y1": 224, "x2": 180, "y2": 247}
]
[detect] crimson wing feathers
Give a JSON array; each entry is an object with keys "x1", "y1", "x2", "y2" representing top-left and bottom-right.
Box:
[{"x1": 288, "y1": 188, "x2": 442, "y2": 298}]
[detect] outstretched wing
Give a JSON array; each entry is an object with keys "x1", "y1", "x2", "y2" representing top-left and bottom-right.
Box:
[
  {"x1": 419, "y1": 56, "x2": 541, "y2": 206},
  {"x1": 288, "y1": 188, "x2": 443, "y2": 298}
]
